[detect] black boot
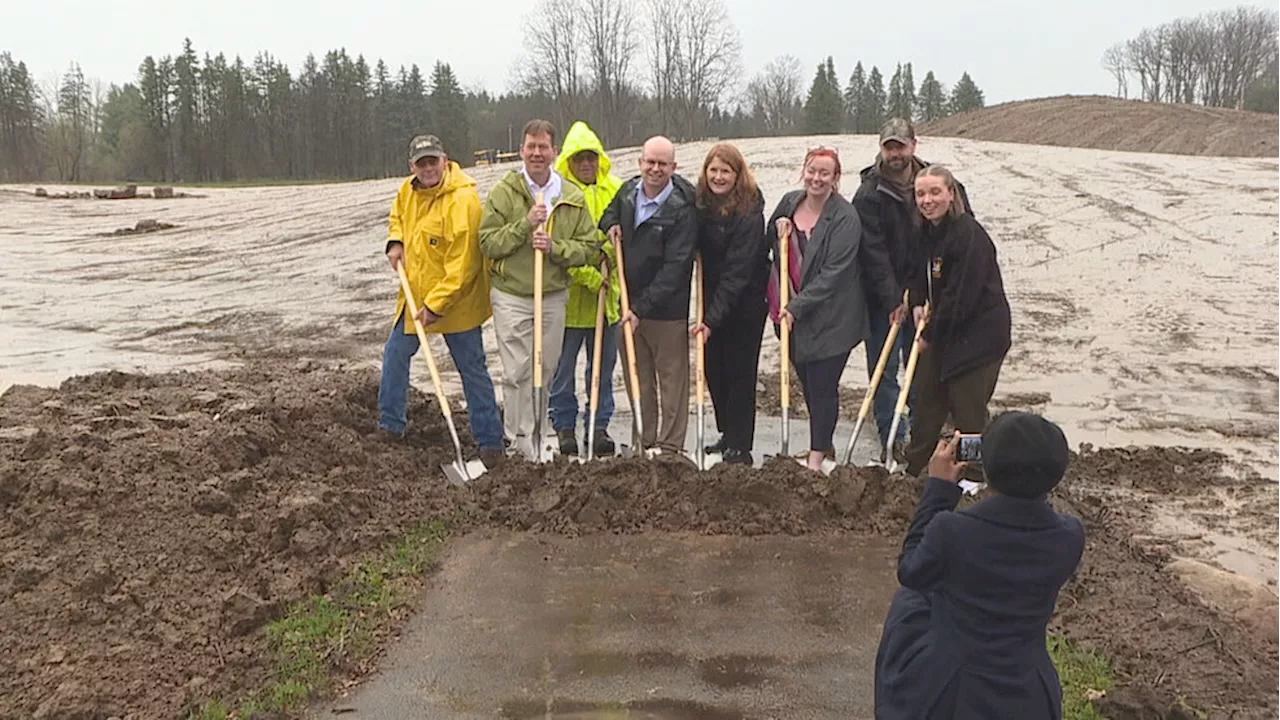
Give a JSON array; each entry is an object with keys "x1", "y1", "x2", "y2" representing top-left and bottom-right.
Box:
[
  {"x1": 557, "y1": 429, "x2": 579, "y2": 456},
  {"x1": 705, "y1": 436, "x2": 728, "y2": 455},
  {"x1": 592, "y1": 430, "x2": 616, "y2": 456},
  {"x1": 721, "y1": 447, "x2": 752, "y2": 465}
]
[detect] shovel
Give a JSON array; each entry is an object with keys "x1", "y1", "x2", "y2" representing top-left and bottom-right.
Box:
[
  {"x1": 778, "y1": 222, "x2": 792, "y2": 459},
  {"x1": 695, "y1": 254, "x2": 707, "y2": 471},
  {"x1": 842, "y1": 289, "x2": 909, "y2": 466},
  {"x1": 585, "y1": 270, "x2": 607, "y2": 462},
  {"x1": 611, "y1": 226, "x2": 645, "y2": 458},
  {"x1": 886, "y1": 302, "x2": 930, "y2": 475},
  {"x1": 394, "y1": 262, "x2": 487, "y2": 485},
  {"x1": 532, "y1": 192, "x2": 547, "y2": 463}
]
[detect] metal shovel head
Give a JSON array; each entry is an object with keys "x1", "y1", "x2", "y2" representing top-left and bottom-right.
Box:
[{"x1": 442, "y1": 458, "x2": 488, "y2": 486}]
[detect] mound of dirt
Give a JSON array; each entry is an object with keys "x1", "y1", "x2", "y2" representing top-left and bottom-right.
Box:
[
  {"x1": 921, "y1": 95, "x2": 1279, "y2": 157},
  {"x1": 1054, "y1": 484, "x2": 1278, "y2": 719},
  {"x1": 0, "y1": 364, "x2": 919, "y2": 718},
  {"x1": 458, "y1": 454, "x2": 919, "y2": 537}
]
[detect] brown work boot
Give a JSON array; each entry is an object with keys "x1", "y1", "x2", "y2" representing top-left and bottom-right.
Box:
[{"x1": 479, "y1": 448, "x2": 506, "y2": 470}]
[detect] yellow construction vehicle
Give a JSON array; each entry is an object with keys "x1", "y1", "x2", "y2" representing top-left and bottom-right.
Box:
[{"x1": 473, "y1": 149, "x2": 499, "y2": 166}]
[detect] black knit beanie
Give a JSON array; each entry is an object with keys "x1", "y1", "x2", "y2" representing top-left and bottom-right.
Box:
[{"x1": 982, "y1": 411, "x2": 1069, "y2": 499}]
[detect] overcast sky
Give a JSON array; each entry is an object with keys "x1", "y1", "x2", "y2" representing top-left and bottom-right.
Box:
[{"x1": 4, "y1": 0, "x2": 1261, "y2": 105}]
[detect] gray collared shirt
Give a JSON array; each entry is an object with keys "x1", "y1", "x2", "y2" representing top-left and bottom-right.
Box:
[{"x1": 634, "y1": 180, "x2": 674, "y2": 228}]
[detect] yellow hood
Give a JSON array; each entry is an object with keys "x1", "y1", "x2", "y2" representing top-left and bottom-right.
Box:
[{"x1": 555, "y1": 121, "x2": 613, "y2": 183}]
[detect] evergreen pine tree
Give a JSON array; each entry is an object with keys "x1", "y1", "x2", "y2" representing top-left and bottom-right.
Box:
[
  {"x1": 916, "y1": 70, "x2": 948, "y2": 122},
  {"x1": 844, "y1": 62, "x2": 866, "y2": 132},
  {"x1": 949, "y1": 72, "x2": 985, "y2": 114}
]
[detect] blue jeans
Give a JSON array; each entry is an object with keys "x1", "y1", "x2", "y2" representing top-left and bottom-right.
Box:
[
  {"x1": 864, "y1": 302, "x2": 917, "y2": 446},
  {"x1": 377, "y1": 315, "x2": 504, "y2": 450},
  {"x1": 548, "y1": 324, "x2": 618, "y2": 433}
]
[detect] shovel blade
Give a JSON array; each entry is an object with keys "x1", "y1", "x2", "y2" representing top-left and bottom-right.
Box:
[{"x1": 442, "y1": 459, "x2": 487, "y2": 486}]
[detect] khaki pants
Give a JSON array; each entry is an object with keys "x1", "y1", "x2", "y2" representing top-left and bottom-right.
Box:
[
  {"x1": 490, "y1": 288, "x2": 567, "y2": 460},
  {"x1": 620, "y1": 318, "x2": 689, "y2": 452},
  {"x1": 904, "y1": 347, "x2": 1004, "y2": 476}
]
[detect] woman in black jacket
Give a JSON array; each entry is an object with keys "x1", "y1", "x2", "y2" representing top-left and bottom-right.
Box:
[
  {"x1": 903, "y1": 164, "x2": 1012, "y2": 476},
  {"x1": 692, "y1": 143, "x2": 768, "y2": 465}
]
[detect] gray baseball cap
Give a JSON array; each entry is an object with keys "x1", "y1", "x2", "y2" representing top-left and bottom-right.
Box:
[
  {"x1": 409, "y1": 134, "x2": 446, "y2": 162},
  {"x1": 879, "y1": 118, "x2": 916, "y2": 146}
]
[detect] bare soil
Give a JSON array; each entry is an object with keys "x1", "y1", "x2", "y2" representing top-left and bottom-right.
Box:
[
  {"x1": 1055, "y1": 451, "x2": 1279, "y2": 719},
  {"x1": 1, "y1": 365, "x2": 1274, "y2": 719},
  {"x1": 921, "y1": 95, "x2": 1280, "y2": 157}
]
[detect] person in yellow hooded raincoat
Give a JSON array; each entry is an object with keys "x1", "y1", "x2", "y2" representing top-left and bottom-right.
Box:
[
  {"x1": 548, "y1": 121, "x2": 623, "y2": 456},
  {"x1": 377, "y1": 134, "x2": 505, "y2": 468}
]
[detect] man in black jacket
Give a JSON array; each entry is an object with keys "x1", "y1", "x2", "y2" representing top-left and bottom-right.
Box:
[
  {"x1": 600, "y1": 136, "x2": 698, "y2": 453},
  {"x1": 852, "y1": 118, "x2": 972, "y2": 459}
]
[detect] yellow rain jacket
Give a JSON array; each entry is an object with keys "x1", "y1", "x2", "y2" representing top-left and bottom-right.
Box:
[
  {"x1": 555, "y1": 121, "x2": 623, "y2": 327},
  {"x1": 387, "y1": 162, "x2": 491, "y2": 335}
]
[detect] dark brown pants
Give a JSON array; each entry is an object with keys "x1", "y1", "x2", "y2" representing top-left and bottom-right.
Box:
[
  {"x1": 620, "y1": 318, "x2": 689, "y2": 452},
  {"x1": 904, "y1": 347, "x2": 1004, "y2": 476}
]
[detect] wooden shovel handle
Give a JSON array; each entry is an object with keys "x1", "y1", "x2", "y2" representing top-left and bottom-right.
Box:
[
  {"x1": 533, "y1": 192, "x2": 545, "y2": 391},
  {"x1": 779, "y1": 224, "x2": 790, "y2": 411}
]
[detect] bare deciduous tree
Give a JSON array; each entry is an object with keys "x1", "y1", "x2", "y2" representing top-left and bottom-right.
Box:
[
  {"x1": 1108, "y1": 5, "x2": 1278, "y2": 110},
  {"x1": 746, "y1": 55, "x2": 802, "y2": 135},
  {"x1": 517, "y1": 0, "x2": 584, "y2": 131},
  {"x1": 1102, "y1": 43, "x2": 1129, "y2": 98},
  {"x1": 583, "y1": 0, "x2": 638, "y2": 145},
  {"x1": 644, "y1": 0, "x2": 741, "y2": 140}
]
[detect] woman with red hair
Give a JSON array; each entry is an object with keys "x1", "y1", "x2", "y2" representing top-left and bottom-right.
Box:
[
  {"x1": 766, "y1": 146, "x2": 869, "y2": 471},
  {"x1": 693, "y1": 143, "x2": 768, "y2": 465}
]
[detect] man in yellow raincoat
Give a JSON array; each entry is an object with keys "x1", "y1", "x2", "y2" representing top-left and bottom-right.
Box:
[
  {"x1": 548, "y1": 121, "x2": 623, "y2": 456},
  {"x1": 378, "y1": 134, "x2": 504, "y2": 468}
]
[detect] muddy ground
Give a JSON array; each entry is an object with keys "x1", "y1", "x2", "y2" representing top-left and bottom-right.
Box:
[{"x1": 1, "y1": 365, "x2": 1275, "y2": 719}]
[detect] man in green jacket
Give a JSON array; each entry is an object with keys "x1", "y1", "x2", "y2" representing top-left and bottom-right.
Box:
[
  {"x1": 548, "y1": 121, "x2": 623, "y2": 457},
  {"x1": 479, "y1": 119, "x2": 601, "y2": 461}
]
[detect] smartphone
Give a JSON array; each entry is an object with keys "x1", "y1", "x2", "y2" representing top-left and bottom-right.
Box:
[{"x1": 957, "y1": 433, "x2": 982, "y2": 463}]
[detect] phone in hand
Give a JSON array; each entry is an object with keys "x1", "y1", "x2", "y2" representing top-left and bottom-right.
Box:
[{"x1": 956, "y1": 433, "x2": 982, "y2": 463}]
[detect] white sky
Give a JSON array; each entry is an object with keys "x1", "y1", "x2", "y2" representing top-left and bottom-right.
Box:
[{"x1": 3, "y1": 0, "x2": 1261, "y2": 104}]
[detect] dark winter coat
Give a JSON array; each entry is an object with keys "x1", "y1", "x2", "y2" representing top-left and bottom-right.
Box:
[
  {"x1": 875, "y1": 477, "x2": 1085, "y2": 720},
  {"x1": 598, "y1": 174, "x2": 699, "y2": 322},
  {"x1": 907, "y1": 211, "x2": 1011, "y2": 383},
  {"x1": 852, "y1": 158, "x2": 973, "y2": 310},
  {"x1": 697, "y1": 189, "x2": 768, "y2": 331}
]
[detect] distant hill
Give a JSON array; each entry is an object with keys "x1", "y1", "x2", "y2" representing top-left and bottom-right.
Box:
[{"x1": 920, "y1": 95, "x2": 1279, "y2": 158}]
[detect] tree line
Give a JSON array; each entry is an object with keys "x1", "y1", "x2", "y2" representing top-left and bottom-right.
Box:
[
  {"x1": 2, "y1": 0, "x2": 984, "y2": 184},
  {"x1": 750, "y1": 56, "x2": 984, "y2": 137},
  {"x1": 1101, "y1": 4, "x2": 1278, "y2": 113}
]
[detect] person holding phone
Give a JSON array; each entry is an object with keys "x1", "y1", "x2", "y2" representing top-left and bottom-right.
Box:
[
  {"x1": 903, "y1": 164, "x2": 1011, "y2": 477},
  {"x1": 875, "y1": 413, "x2": 1085, "y2": 720}
]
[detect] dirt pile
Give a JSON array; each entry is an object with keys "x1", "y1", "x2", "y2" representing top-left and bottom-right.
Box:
[
  {"x1": 0, "y1": 364, "x2": 919, "y2": 718},
  {"x1": 461, "y1": 454, "x2": 919, "y2": 537},
  {"x1": 1054, "y1": 449, "x2": 1278, "y2": 719},
  {"x1": 921, "y1": 95, "x2": 1280, "y2": 157},
  {"x1": 100, "y1": 218, "x2": 179, "y2": 237}
]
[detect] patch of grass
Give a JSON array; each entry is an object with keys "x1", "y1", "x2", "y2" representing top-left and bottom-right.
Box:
[
  {"x1": 194, "y1": 521, "x2": 448, "y2": 719},
  {"x1": 1049, "y1": 633, "x2": 1114, "y2": 720}
]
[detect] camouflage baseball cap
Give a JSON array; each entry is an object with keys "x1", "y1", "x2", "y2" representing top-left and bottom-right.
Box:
[
  {"x1": 408, "y1": 134, "x2": 446, "y2": 162},
  {"x1": 879, "y1": 118, "x2": 916, "y2": 146}
]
